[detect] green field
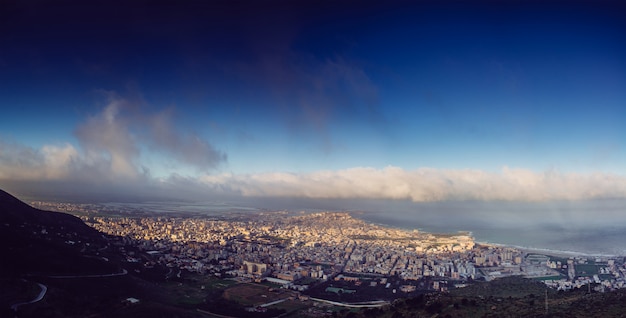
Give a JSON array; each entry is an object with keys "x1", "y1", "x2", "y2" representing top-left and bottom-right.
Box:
[
  {"x1": 160, "y1": 271, "x2": 237, "y2": 306},
  {"x1": 222, "y1": 283, "x2": 290, "y2": 306},
  {"x1": 451, "y1": 276, "x2": 553, "y2": 299},
  {"x1": 576, "y1": 264, "x2": 603, "y2": 276},
  {"x1": 270, "y1": 299, "x2": 310, "y2": 314}
]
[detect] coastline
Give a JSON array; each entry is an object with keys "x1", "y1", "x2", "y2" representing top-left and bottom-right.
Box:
[
  {"x1": 352, "y1": 212, "x2": 625, "y2": 258},
  {"x1": 476, "y1": 241, "x2": 620, "y2": 258}
]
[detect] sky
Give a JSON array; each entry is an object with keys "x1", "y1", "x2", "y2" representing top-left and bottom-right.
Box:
[{"x1": 1, "y1": 0, "x2": 625, "y2": 204}]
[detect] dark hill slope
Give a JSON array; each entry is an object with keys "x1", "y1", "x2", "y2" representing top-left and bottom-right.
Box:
[
  {"x1": 0, "y1": 189, "x2": 112, "y2": 276},
  {"x1": 0, "y1": 189, "x2": 98, "y2": 236},
  {"x1": 0, "y1": 190, "x2": 207, "y2": 318}
]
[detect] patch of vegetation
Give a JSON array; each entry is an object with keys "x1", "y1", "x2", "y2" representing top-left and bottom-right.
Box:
[
  {"x1": 222, "y1": 283, "x2": 273, "y2": 305},
  {"x1": 326, "y1": 287, "x2": 357, "y2": 294},
  {"x1": 259, "y1": 280, "x2": 284, "y2": 289},
  {"x1": 576, "y1": 264, "x2": 603, "y2": 276},
  {"x1": 200, "y1": 297, "x2": 286, "y2": 318},
  {"x1": 451, "y1": 276, "x2": 552, "y2": 299},
  {"x1": 533, "y1": 275, "x2": 564, "y2": 281}
]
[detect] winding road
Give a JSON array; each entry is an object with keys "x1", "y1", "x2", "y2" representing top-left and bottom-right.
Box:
[
  {"x1": 10, "y1": 282, "x2": 47, "y2": 312},
  {"x1": 10, "y1": 268, "x2": 128, "y2": 312},
  {"x1": 46, "y1": 268, "x2": 128, "y2": 279},
  {"x1": 11, "y1": 269, "x2": 128, "y2": 311}
]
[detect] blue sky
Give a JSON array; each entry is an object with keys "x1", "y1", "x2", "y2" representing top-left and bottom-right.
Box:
[{"x1": 1, "y1": 0, "x2": 625, "y2": 202}]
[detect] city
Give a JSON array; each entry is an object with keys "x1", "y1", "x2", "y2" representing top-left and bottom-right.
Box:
[{"x1": 31, "y1": 201, "x2": 626, "y2": 297}]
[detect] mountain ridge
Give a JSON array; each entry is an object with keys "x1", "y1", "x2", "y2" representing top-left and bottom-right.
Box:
[
  {"x1": 0, "y1": 189, "x2": 97, "y2": 235},
  {"x1": 0, "y1": 188, "x2": 113, "y2": 277}
]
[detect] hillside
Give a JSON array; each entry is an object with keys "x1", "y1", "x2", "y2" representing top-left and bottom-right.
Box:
[
  {"x1": 0, "y1": 189, "x2": 111, "y2": 276},
  {"x1": 0, "y1": 189, "x2": 96, "y2": 231},
  {"x1": 0, "y1": 189, "x2": 207, "y2": 317}
]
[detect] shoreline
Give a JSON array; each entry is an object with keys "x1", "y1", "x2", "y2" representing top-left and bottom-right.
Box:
[
  {"x1": 352, "y1": 213, "x2": 623, "y2": 258},
  {"x1": 476, "y1": 241, "x2": 621, "y2": 258}
]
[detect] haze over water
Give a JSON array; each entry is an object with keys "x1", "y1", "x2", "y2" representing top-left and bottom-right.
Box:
[{"x1": 355, "y1": 200, "x2": 626, "y2": 256}]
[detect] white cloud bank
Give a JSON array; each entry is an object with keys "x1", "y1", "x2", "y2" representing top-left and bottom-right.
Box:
[
  {"x1": 2, "y1": 139, "x2": 626, "y2": 202},
  {"x1": 1, "y1": 92, "x2": 625, "y2": 202},
  {"x1": 199, "y1": 166, "x2": 626, "y2": 202}
]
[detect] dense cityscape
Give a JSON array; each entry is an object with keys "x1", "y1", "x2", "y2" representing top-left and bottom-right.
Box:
[{"x1": 31, "y1": 201, "x2": 626, "y2": 296}]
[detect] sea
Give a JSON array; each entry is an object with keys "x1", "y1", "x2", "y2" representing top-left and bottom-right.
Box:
[{"x1": 355, "y1": 200, "x2": 626, "y2": 256}]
